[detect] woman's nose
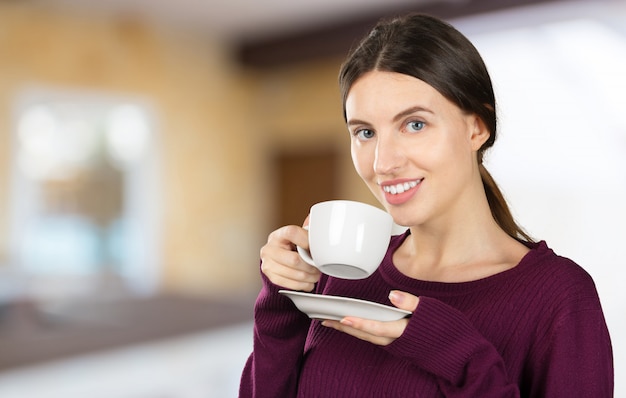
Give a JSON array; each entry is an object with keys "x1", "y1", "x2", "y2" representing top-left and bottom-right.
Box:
[{"x1": 374, "y1": 133, "x2": 403, "y2": 174}]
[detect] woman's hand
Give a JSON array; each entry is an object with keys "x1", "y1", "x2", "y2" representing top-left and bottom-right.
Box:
[
  {"x1": 260, "y1": 224, "x2": 321, "y2": 292},
  {"x1": 321, "y1": 290, "x2": 419, "y2": 346}
]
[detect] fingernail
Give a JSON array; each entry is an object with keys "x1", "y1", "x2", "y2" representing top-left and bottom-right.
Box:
[
  {"x1": 340, "y1": 318, "x2": 353, "y2": 326},
  {"x1": 389, "y1": 290, "x2": 404, "y2": 304}
]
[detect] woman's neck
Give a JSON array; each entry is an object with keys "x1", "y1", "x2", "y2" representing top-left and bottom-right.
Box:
[{"x1": 393, "y1": 203, "x2": 529, "y2": 283}]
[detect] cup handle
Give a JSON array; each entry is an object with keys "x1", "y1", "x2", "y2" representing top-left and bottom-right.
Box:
[
  {"x1": 296, "y1": 226, "x2": 315, "y2": 266},
  {"x1": 296, "y1": 245, "x2": 315, "y2": 266}
]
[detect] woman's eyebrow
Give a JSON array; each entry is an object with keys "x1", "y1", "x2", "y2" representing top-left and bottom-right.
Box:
[
  {"x1": 347, "y1": 118, "x2": 369, "y2": 127},
  {"x1": 347, "y1": 105, "x2": 433, "y2": 127},
  {"x1": 392, "y1": 106, "x2": 433, "y2": 123}
]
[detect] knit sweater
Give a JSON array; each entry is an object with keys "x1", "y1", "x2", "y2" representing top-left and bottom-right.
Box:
[{"x1": 239, "y1": 232, "x2": 613, "y2": 397}]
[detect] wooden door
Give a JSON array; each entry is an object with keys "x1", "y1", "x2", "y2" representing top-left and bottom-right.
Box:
[{"x1": 273, "y1": 149, "x2": 339, "y2": 230}]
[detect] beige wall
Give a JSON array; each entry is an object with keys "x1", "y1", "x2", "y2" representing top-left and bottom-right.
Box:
[{"x1": 0, "y1": 3, "x2": 375, "y2": 297}]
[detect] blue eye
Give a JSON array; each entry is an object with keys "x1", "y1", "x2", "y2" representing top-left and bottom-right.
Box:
[
  {"x1": 356, "y1": 129, "x2": 375, "y2": 140},
  {"x1": 407, "y1": 121, "x2": 425, "y2": 132}
]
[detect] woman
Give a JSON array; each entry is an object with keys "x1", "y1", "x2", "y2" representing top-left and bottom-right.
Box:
[{"x1": 239, "y1": 13, "x2": 613, "y2": 397}]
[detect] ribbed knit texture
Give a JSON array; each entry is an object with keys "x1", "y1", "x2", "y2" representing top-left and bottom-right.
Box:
[{"x1": 240, "y1": 232, "x2": 613, "y2": 397}]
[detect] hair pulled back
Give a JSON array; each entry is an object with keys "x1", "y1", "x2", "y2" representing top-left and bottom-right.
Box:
[{"x1": 339, "y1": 13, "x2": 532, "y2": 242}]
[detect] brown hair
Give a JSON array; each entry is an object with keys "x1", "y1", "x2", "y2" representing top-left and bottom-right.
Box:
[{"x1": 339, "y1": 13, "x2": 533, "y2": 242}]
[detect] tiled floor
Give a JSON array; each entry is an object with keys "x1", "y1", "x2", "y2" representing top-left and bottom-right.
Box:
[{"x1": 0, "y1": 322, "x2": 253, "y2": 398}]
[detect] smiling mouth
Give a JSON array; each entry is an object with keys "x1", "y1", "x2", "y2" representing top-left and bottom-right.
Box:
[{"x1": 381, "y1": 179, "x2": 422, "y2": 195}]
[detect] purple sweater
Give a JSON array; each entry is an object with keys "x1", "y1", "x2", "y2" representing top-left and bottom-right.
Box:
[{"x1": 240, "y1": 233, "x2": 613, "y2": 397}]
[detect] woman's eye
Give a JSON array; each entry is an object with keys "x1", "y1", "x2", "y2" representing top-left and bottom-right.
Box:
[
  {"x1": 407, "y1": 121, "x2": 425, "y2": 132},
  {"x1": 355, "y1": 129, "x2": 375, "y2": 140}
]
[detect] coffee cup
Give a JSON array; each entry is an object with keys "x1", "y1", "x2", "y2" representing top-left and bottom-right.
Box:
[{"x1": 296, "y1": 200, "x2": 393, "y2": 279}]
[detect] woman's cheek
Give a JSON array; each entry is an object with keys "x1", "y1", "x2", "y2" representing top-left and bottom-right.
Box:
[{"x1": 351, "y1": 144, "x2": 374, "y2": 179}]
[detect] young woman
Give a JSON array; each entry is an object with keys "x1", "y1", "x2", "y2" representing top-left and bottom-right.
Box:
[{"x1": 239, "y1": 13, "x2": 613, "y2": 397}]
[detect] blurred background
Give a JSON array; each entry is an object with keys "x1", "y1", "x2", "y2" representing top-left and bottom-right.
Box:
[{"x1": 0, "y1": 0, "x2": 624, "y2": 396}]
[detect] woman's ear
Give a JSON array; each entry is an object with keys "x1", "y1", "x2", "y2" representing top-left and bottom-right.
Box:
[{"x1": 469, "y1": 115, "x2": 490, "y2": 151}]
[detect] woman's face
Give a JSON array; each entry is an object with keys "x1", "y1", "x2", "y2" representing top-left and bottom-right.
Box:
[{"x1": 345, "y1": 71, "x2": 489, "y2": 228}]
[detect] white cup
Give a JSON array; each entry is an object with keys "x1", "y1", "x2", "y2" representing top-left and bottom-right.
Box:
[{"x1": 296, "y1": 200, "x2": 394, "y2": 279}]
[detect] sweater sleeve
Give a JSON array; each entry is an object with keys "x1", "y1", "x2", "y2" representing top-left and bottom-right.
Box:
[
  {"x1": 385, "y1": 296, "x2": 520, "y2": 397},
  {"x1": 239, "y1": 270, "x2": 312, "y2": 398},
  {"x1": 526, "y1": 283, "x2": 614, "y2": 397}
]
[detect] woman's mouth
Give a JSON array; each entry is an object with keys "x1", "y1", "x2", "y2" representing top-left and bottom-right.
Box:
[
  {"x1": 380, "y1": 179, "x2": 423, "y2": 205},
  {"x1": 382, "y1": 179, "x2": 422, "y2": 194}
]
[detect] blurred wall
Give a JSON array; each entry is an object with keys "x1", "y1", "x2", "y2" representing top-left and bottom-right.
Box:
[
  {"x1": 0, "y1": 4, "x2": 257, "y2": 296},
  {"x1": 0, "y1": 3, "x2": 374, "y2": 297}
]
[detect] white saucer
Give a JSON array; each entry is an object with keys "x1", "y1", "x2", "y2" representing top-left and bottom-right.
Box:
[{"x1": 279, "y1": 290, "x2": 412, "y2": 322}]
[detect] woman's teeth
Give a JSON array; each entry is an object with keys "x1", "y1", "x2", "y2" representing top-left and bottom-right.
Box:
[{"x1": 383, "y1": 180, "x2": 420, "y2": 195}]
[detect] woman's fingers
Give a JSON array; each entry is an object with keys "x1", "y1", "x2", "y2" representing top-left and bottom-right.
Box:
[
  {"x1": 388, "y1": 290, "x2": 420, "y2": 312},
  {"x1": 260, "y1": 225, "x2": 321, "y2": 291},
  {"x1": 322, "y1": 317, "x2": 409, "y2": 346},
  {"x1": 270, "y1": 224, "x2": 310, "y2": 251},
  {"x1": 261, "y1": 256, "x2": 320, "y2": 292},
  {"x1": 320, "y1": 290, "x2": 420, "y2": 345}
]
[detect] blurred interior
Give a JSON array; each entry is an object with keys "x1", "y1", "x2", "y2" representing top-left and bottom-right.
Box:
[{"x1": 0, "y1": 0, "x2": 624, "y2": 396}]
